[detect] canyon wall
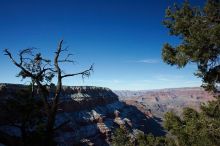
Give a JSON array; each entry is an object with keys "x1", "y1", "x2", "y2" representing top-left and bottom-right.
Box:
[
  {"x1": 0, "y1": 84, "x2": 153, "y2": 146},
  {"x1": 1, "y1": 84, "x2": 214, "y2": 146}
]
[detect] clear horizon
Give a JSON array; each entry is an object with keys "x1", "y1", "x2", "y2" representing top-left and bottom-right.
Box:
[{"x1": 0, "y1": 0, "x2": 206, "y2": 90}]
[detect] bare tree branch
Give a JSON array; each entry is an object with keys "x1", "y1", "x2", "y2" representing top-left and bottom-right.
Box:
[
  {"x1": 19, "y1": 48, "x2": 34, "y2": 65},
  {"x1": 4, "y1": 49, "x2": 34, "y2": 78},
  {"x1": 61, "y1": 64, "x2": 93, "y2": 79},
  {"x1": 58, "y1": 53, "x2": 75, "y2": 64}
]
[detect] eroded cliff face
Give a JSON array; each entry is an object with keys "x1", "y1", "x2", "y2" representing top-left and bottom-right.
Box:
[
  {"x1": 58, "y1": 86, "x2": 119, "y2": 112},
  {"x1": 0, "y1": 84, "x2": 215, "y2": 145},
  {"x1": 49, "y1": 87, "x2": 215, "y2": 146},
  {"x1": 55, "y1": 86, "x2": 156, "y2": 145},
  {"x1": 115, "y1": 87, "x2": 215, "y2": 118},
  {"x1": 0, "y1": 84, "x2": 153, "y2": 146}
]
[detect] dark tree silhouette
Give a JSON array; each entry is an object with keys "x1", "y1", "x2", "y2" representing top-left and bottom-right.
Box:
[{"x1": 3, "y1": 40, "x2": 93, "y2": 145}]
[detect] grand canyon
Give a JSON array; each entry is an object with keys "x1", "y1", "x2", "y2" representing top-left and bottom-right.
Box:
[{"x1": 0, "y1": 83, "x2": 214, "y2": 146}]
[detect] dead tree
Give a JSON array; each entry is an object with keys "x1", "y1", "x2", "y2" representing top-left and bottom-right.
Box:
[{"x1": 4, "y1": 40, "x2": 93, "y2": 145}]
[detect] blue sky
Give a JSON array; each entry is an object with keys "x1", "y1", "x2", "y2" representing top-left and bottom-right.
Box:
[{"x1": 0, "y1": 0, "x2": 206, "y2": 90}]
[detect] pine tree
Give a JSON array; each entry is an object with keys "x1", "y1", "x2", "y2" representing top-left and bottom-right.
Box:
[{"x1": 162, "y1": 1, "x2": 220, "y2": 145}]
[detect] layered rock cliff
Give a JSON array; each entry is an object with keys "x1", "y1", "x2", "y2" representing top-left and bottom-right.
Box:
[
  {"x1": 0, "y1": 84, "x2": 155, "y2": 146},
  {"x1": 115, "y1": 87, "x2": 214, "y2": 118},
  {"x1": 2, "y1": 84, "x2": 212, "y2": 145},
  {"x1": 54, "y1": 86, "x2": 157, "y2": 145}
]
